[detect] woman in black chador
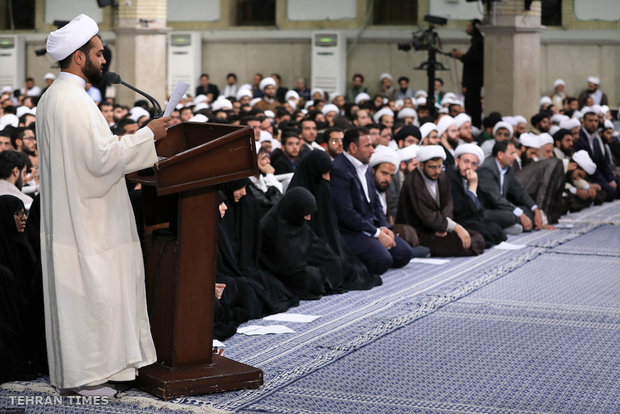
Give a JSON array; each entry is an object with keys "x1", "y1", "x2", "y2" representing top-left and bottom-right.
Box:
[
  {"x1": 288, "y1": 150, "x2": 382, "y2": 290},
  {"x1": 219, "y1": 179, "x2": 298, "y2": 314},
  {"x1": 260, "y1": 187, "x2": 349, "y2": 299},
  {"x1": 0, "y1": 195, "x2": 41, "y2": 382}
]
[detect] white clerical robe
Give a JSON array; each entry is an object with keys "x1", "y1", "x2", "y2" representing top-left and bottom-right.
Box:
[{"x1": 36, "y1": 72, "x2": 158, "y2": 389}]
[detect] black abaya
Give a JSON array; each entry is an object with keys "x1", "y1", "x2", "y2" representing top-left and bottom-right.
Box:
[
  {"x1": 219, "y1": 180, "x2": 298, "y2": 312},
  {"x1": 260, "y1": 187, "x2": 344, "y2": 299},
  {"x1": 288, "y1": 151, "x2": 381, "y2": 290}
]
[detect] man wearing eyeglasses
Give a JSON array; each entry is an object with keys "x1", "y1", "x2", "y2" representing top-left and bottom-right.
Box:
[{"x1": 323, "y1": 127, "x2": 344, "y2": 160}]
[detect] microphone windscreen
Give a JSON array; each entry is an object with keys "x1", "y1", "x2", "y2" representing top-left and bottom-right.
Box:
[{"x1": 104, "y1": 71, "x2": 121, "y2": 84}]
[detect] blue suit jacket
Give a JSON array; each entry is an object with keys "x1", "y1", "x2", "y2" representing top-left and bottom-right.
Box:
[{"x1": 330, "y1": 153, "x2": 389, "y2": 236}]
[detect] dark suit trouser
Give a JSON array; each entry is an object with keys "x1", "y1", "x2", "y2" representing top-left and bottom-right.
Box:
[
  {"x1": 342, "y1": 233, "x2": 413, "y2": 275},
  {"x1": 484, "y1": 206, "x2": 533, "y2": 229}
]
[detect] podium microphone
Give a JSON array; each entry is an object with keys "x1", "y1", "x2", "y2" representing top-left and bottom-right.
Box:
[{"x1": 104, "y1": 71, "x2": 163, "y2": 118}]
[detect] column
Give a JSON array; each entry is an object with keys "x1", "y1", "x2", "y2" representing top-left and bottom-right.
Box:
[
  {"x1": 113, "y1": 0, "x2": 168, "y2": 107},
  {"x1": 481, "y1": 0, "x2": 544, "y2": 118}
]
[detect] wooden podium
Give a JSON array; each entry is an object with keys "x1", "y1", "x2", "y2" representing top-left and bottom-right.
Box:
[{"x1": 128, "y1": 122, "x2": 263, "y2": 400}]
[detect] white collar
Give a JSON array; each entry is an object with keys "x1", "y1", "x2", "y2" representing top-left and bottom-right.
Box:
[
  {"x1": 344, "y1": 151, "x2": 365, "y2": 171},
  {"x1": 58, "y1": 71, "x2": 86, "y2": 89},
  {"x1": 495, "y1": 159, "x2": 509, "y2": 175}
]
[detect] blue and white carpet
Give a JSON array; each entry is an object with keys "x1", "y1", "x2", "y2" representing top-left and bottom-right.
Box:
[{"x1": 2, "y1": 201, "x2": 619, "y2": 413}]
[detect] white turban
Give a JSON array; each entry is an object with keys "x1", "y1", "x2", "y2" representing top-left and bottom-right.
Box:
[
  {"x1": 0, "y1": 114, "x2": 19, "y2": 129},
  {"x1": 236, "y1": 89, "x2": 253, "y2": 101},
  {"x1": 44, "y1": 72, "x2": 56, "y2": 81},
  {"x1": 285, "y1": 90, "x2": 299, "y2": 101},
  {"x1": 129, "y1": 107, "x2": 150, "y2": 122},
  {"x1": 604, "y1": 120, "x2": 614, "y2": 130},
  {"x1": 264, "y1": 110, "x2": 275, "y2": 118},
  {"x1": 373, "y1": 107, "x2": 394, "y2": 124},
  {"x1": 212, "y1": 98, "x2": 232, "y2": 111},
  {"x1": 417, "y1": 145, "x2": 446, "y2": 162},
  {"x1": 454, "y1": 113, "x2": 472, "y2": 129},
  {"x1": 193, "y1": 102, "x2": 209, "y2": 112},
  {"x1": 397, "y1": 107, "x2": 417, "y2": 120},
  {"x1": 572, "y1": 110, "x2": 583, "y2": 120},
  {"x1": 415, "y1": 97, "x2": 427, "y2": 108},
  {"x1": 370, "y1": 145, "x2": 399, "y2": 171},
  {"x1": 322, "y1": 103, "x2": 339, "y2": 116},
  {"x1": 553, "y1": 79, "x2": 565, "y2": 88},
  {"x1": 600, "y1": 105, "x2": 610, "y2": 115},
  {"x1": 493, "y1": 121, "x2": 514, "y2": 138},
  {"x1": 394, "y1": 99, "x2": 404, "y2": 110},
  {"x1": 551, "y1": 113, "x2": 569, "y2": 124},
  {"x1": 259, "y1": 77, "x2": 276, "y2": 91},
  {"x1": 549, "y1": 126, "x2": 560, "y2": 136},
  {"x1": 420, "y1": 122, "x2": 438, "y2": 140},
  {"x1": 329, "y1": 92, "x2": 343, "y2": 102},
  {"x1": 46, "y1": 14, "x2": 99, "y2": 62},
  {"x1": 354, "y1": 92, "x2": 371, "y2": 105},
  {"x1": 189, "y1": 114, "x2": 208, "y2": 123},
  {"x1": 514, "y1": 115, "x2": 527, "y2": 126},
  {"x1": 415, "y1": 90, "x2": 428, "y2": 98},
  {"x1": 587, "y1": 76, "x2": 600, "y2": 85},
  {"x1": 436, "y1": 115, "x2": 456, "y2": 137},
  {"x1": 581, "y1": 106, "x2": 599, "y2": 116},
  {"x1": 397, "y1": 144, "x2": 419, "y2": 162},
  {"x1": 538, "y1": 133, "x2": 554, "y2": 147},
  {"x1": 539, "y1": 96, "x2": 552, "y2": 106},
  {"x1": 454, "y1": 143, "x2": 484, "y2": 165},
  {"x1": 519, "y1": 133, "x2": 541, "y2": 149},
  {"x1": 310, "y1": 88, "x2": 325, "y2": 99},
  {"x1": 250, "y1": 97, "x2": 262, "y2": 108},
  {"x1": 572, "y1": 150, "x2": 596, "y2": 175},
  {"x1": 16, "y1": 106, "x2": 35, "y2": 118},
  {"x1": 194, "y1": 94, "x2": 208, "y2": 104},
  {"x1": 379, "y1": 73, "x2": 392, "y2": 81}
]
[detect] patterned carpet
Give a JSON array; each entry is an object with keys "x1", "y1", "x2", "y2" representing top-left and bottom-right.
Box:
[{"x1": 2, "y1": 201, "x2": 619, "y2": 413}]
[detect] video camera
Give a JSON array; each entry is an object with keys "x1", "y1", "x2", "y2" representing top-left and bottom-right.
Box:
[{"x1": 397, "y1": 14, "x2": 447, "y2": 52}]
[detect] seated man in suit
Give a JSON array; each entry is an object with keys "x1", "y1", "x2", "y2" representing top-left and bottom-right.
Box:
[
  {"x1": 477, "y1": 140, "x2": 543, "y2": 234},
  {"x1": 573, "y1": 108, "x2": 618, "y2": 201},
  {"x1": 330, "y1": 127, "x2": 425, "y2": 275}
]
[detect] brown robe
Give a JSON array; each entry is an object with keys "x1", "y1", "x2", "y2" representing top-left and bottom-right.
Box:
[{"x1": 396, "y1": 168, "x2": 484, "y2": 257}]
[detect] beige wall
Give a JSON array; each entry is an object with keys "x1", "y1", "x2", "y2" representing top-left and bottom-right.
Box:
[{"x1": 20, "y1": 31, "x2": 619, "y2": 111}]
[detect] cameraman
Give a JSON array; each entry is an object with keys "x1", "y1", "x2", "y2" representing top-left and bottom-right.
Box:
[{"x1": 451, "y1": 18, "x2": 483, "y2": 129}]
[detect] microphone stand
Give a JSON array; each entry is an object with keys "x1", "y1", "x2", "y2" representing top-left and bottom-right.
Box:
[
  {"x1": 119, "y1": 80, "x2": 163, "y2": 119},
  {"x1": 104, "y1": 71, "x2": 163, "y2": 119}
]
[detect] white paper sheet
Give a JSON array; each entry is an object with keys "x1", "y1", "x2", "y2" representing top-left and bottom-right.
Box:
[
  {"x1": 263, "y1": 313, "x2": 321, "y2": 323},
  {"x1": 493, "y1": 242, "x2": 526, "y2": 250},
  {"x1": 237, "y1": 325, "x2": 296, "y2": 336},
  {"x1": 163, "y1": 81, "x2": 190, "y2": 117},
  {"x1": 410, "y1": 258, "x2": 450, "y2": 265}
]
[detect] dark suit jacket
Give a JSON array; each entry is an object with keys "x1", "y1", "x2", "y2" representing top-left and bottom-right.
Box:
[
  {"x1": 574, "y1": 128, "x2": 614, "y2": 183},
  {"x1": 330, "y1": 153, "x2": 389, "y2": 236},
  {"x1": 447, "y1": 167, "x2": 483, "y2": 223},
  {"x1": 477, "y1": 157, "x2": 535, "y2": 213}
]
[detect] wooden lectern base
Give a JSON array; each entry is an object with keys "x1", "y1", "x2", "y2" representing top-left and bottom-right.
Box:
[{"x1": 136, "y1": 356, "x2": 263, "y2": 400}]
